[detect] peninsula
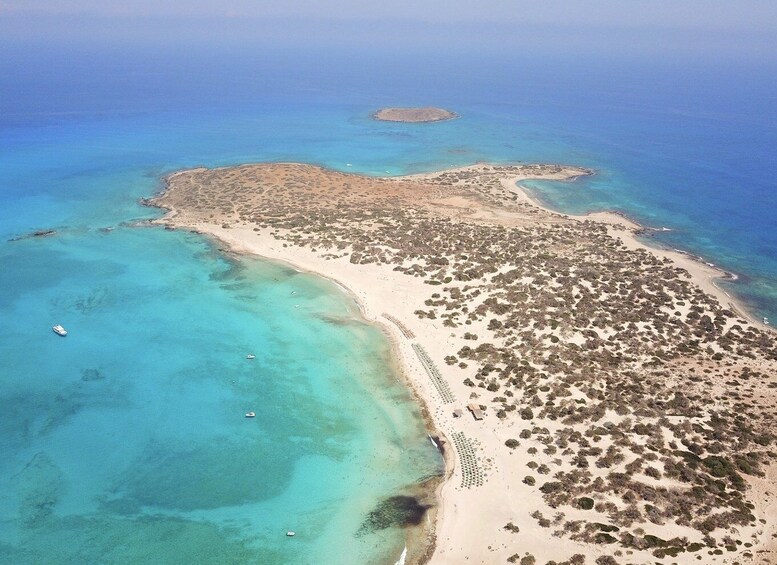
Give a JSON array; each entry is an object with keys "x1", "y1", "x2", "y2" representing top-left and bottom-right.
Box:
[
  {"x1": 373, "y1": 107, "x2": 457, "y2": 123},
  {"x1": 152, "y1": 163, "x2": 777, "y2": 565}
]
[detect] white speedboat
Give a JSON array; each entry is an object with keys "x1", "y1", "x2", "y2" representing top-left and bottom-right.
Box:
[
  {"x1": 52, "y1": 325, "x2": 67, "y2": 337},
  {"x1": 245, "y1": 412, "x2": 256, "y2": 418},
  {"x1": 286, "y1": 531, "x2": 295, "y2": 537},
  {"x1": 246, "y1": 354, "x2": 256, "y2": 360}
]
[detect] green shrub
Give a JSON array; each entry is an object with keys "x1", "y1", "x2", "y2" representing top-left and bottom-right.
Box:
[{"x1": 577, "y1": 497, "x2": 594, "y2": 510}]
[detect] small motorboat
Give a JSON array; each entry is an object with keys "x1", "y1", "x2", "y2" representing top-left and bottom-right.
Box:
[
  {"x1": 52, "y1": 325, "x2": 67, "y2": 337},
  {"x1": 245, "y1": 412, "x2": 256, "y2": 418},
  {"x1": 286, "y1": 531, "x2": 295, "y2": 537},
  {"x1": 246, "y1": 354, "x2": 256, "y2": 360}
]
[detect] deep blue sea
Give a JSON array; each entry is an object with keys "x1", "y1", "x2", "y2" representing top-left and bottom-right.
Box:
[{"x1": 1, "y1": 43, "x2": 776, "y2": 563}]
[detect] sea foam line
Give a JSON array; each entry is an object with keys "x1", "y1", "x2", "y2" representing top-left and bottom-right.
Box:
[{"x1": 394, "y1": 545, "x2": 408, "y2": 565}]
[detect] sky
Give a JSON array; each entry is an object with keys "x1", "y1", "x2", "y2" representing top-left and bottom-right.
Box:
[
  {"x1": 1, "y1": 1, "x2": 776, "y2": 60},
  {"x1": 2, "y1": 0, "x2": 776, "y2": 29}
]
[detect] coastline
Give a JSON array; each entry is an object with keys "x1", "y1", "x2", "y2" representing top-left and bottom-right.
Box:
[
  {"x1": 167, "y1": 220, "x2": 448, "y2": 565},
  {"x1": 405, "y1": 163, "x2": 767, "y2": 330},
  {"x1": 149, "y1": 162, "x2": 777, "y2": 564},
  {"x1": 157, "y1": 222, "x2": 452, "y2": 565},
  {"x1": 508, "y1": 178, "x2": 768, "y2": 331}
]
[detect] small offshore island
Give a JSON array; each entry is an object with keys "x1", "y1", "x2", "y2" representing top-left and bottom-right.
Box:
[
  {"x1": 152, "y1": 163, "x2": 777, "y2": 565},
  {"x1": 373, "y1": 107, "x2": 457, "y2": 123}
]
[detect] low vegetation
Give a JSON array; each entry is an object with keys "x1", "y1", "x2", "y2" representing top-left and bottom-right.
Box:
[{"x1": 155, "y1": 162, "x2": 777, "y2": 563}]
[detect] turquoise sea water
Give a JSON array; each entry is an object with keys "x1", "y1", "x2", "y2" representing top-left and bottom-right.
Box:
[
  {"x1": 1, "y1": 45, "x2": 776, "y2": 563},
  {"x1": 0, "y1": 224, "x2": 441, "y2": 564}
]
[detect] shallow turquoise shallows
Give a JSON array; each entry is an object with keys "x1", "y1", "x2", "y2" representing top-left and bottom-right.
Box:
[
  {"x1": 1, "y1": 45, "x2": 776, "y2": 564},
  {"x1": 0, "y1": 223, "x2": 442, "y2": 564}
]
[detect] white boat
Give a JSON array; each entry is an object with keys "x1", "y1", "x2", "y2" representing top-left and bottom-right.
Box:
[
  {"x1": 245, "y1": 412, "x2": 256, "y2": 418},
  {"x1": 246, "y1": 354, "x2": 256, "y2": 360},
  {"x1": 765, "y1": 317, "x2": 770, "y2": 326},
  {"x1": 286, "y1": 531, "x2": 295, "y2": 537},
  {"x1": 52, "y1": 325, "x2": 67, "y2": 337}
]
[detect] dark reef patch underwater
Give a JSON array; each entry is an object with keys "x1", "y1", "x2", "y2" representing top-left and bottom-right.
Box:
[{"x1": 359, "y1": 495, "x2": 432, "y2": 533}]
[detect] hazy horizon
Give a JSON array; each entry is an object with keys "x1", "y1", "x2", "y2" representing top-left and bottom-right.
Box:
[{"x1": 2, "y1": 1, "x2": 777, "y2": 61}]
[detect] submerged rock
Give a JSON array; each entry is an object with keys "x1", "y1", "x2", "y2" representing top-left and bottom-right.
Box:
[
  {"x1": 13, "y1": 452, "x2": 66, "y2": 529},
  {"x1": 8, "y1": 229, "x2": 57, "y2": 242},
  {"x1": 81, "y1": 368, "x2": 105, "y2": 382}
]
